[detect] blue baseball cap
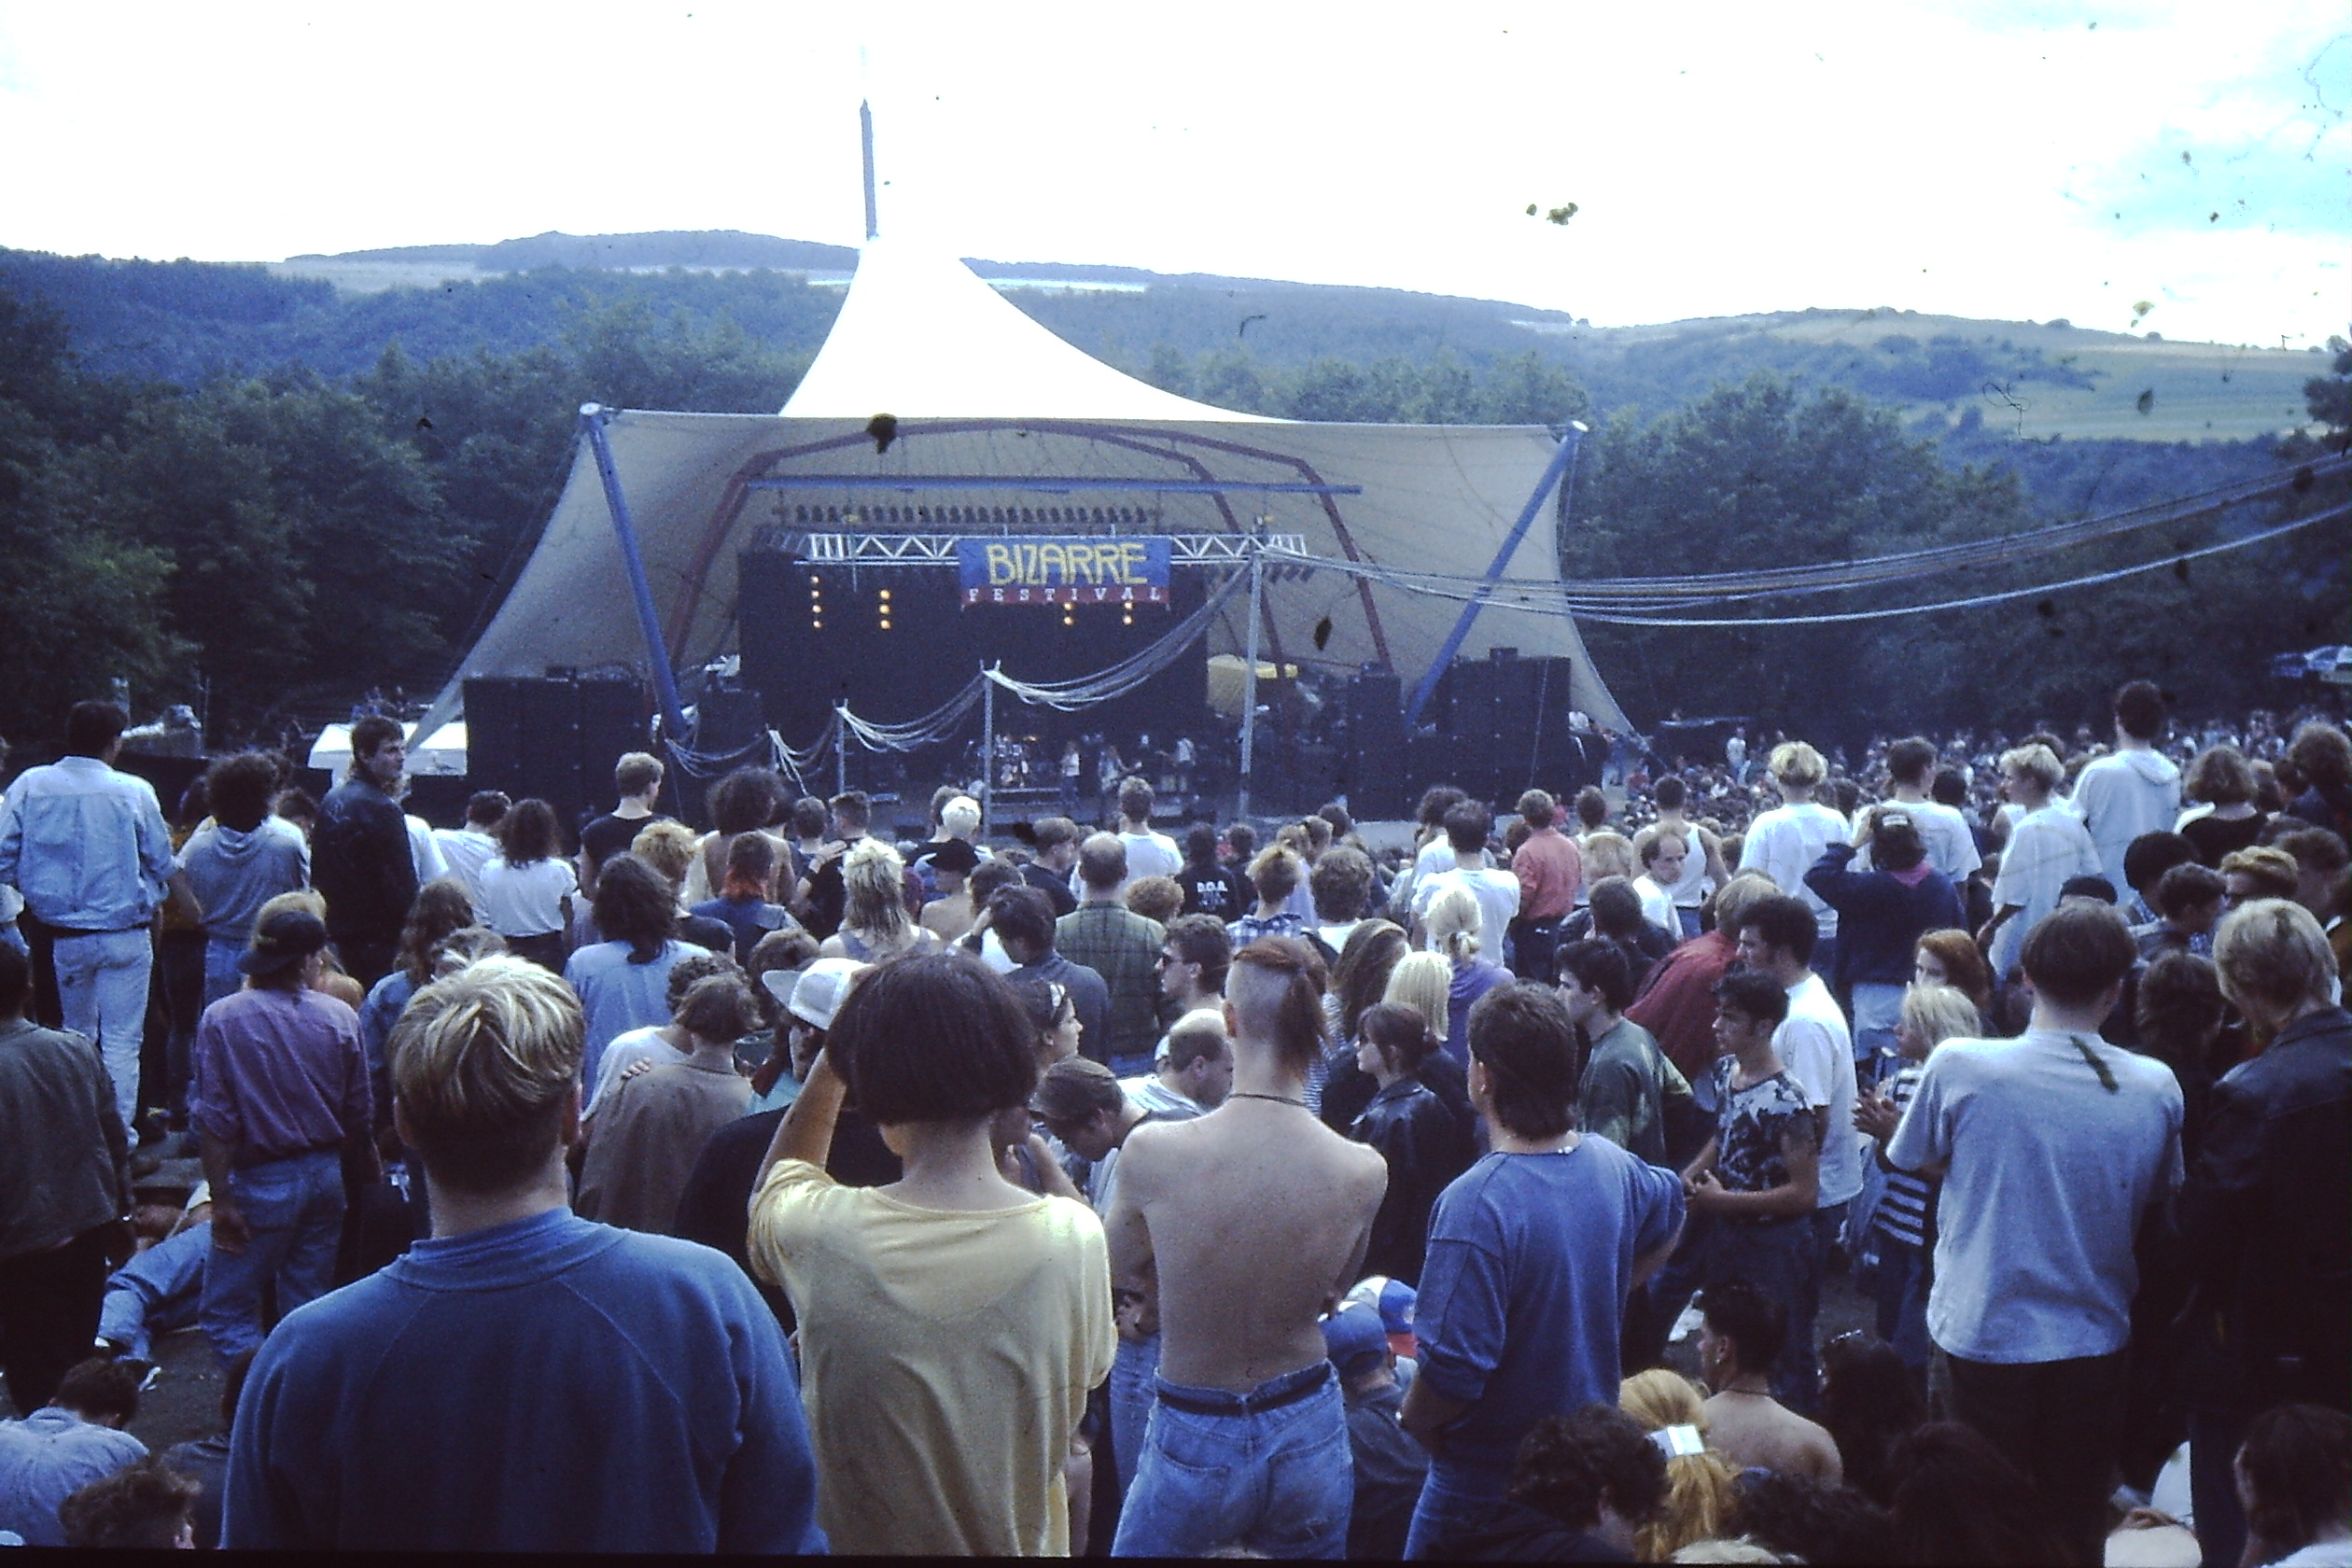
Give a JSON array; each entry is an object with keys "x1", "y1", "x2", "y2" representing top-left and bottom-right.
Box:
[
  {"x1": 1321, "y1": 1304, "x2": 1391, "y2": 1375},
  {"x1": 1344, "y1": 1275, "x2": 1419, "y2": 1358}
]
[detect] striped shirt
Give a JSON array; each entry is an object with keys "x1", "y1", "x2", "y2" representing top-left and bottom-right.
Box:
[{"x1": 1873, "y1": 1065, "x2": 1932, "y2": 1249}]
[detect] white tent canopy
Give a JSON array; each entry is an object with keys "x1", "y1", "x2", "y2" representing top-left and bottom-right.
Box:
[{"x1": 421, "y1": 236, "x2": 1626, "y2": 744}]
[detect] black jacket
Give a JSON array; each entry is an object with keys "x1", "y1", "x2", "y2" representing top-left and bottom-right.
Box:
[
  {"x1": 312, "y1": 778, "x2": 418, "y2": 943},
  {"x1": 2176, "y1": 1005, "x2": 2352, "y2": 1410},
  {"x1": 1351, "y1": 1076, "x2": 1477, "y2": 1287}
]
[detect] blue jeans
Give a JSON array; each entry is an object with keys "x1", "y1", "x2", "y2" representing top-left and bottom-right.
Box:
[
  {"x1": 1404, "y1": 1465, "x2": 1504, "y2": 1560},
  {"x1": 201, "y1": 935, "x2": 246, "y2": 1016},
  {"x1": 1109, "y1": 1330, "x2": 1161, "y2": 1498},
  {"x1": 1850, "y1": 981, "x2": 1904, "y2": 1085},
  {"x1": 1788, "y1": 1200, "x2": 1849, "y2": 1414},
  {"x1": 1866, "y1": 1235, "x2": 1931, "y2": 1380},
  {"x1": 199, "y1": 1150, "x2": 345, "y2": 1366},
  {"x1": 1706, "y1": 1213, "x2": 1816, "y2": 1407},
  {"x1": 99, "y1": 1221, "x2": 211, "y2": 1362},
  {"x1": 1112, "y1": 1362, "x2": 1351, "y2": 1559},
  {"x1": 53, "y1": 928, "x2": 152, "y2": 1133}
]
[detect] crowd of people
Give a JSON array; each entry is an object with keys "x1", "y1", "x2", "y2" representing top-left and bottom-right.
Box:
[{"x1": 0, "y1": 685, "x2": 2345, "y2": 1561}]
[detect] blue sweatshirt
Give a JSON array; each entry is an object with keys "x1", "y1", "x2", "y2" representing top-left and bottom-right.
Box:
[
  {"x1": 1804, "y1": 843, "x2": 1965, "y2": 987},
  {"x1": 224, "y1": 1208, "x2": 825, "y2": 1554}
]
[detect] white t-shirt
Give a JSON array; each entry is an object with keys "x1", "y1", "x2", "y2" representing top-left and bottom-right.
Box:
[
  {"x1": 433, "y1": 827, "x2": 499, "y2": 902},
  {"x1": 406, "y1": 815, "x2": 449, "y2": 887},
  {"x1": 2071, "y1": 749, "x2": 2183, "y2": 897},
  {"x1": 1633, "y1": 875, "x2": 1679, "y2": 934},
  {"x1": 1885, "y1": 1029, "x2": 2182, "y2": 1364},
  {"x1": 475, "y1": 855, "x2": 581, "y2": 937},
  {"x1": 1856, "y1": 798, "x2": 1981, "y2": 882},
  {"x1": 1398, "y1": 835, "x2": 1484, "y2": 914},
  {"x1": 1775, "y1": 973, "x2": 1861, "y2": 1208},
  {"x1": 1987, "y1": 805, "x2": 2103, "y2": 978},
  {"x1": 1739, "y1": 802, "x2": 1851, "y2": 938},
  {"x1": 1066, "y1": 829, "x2": 1182, "y2": 900},
  {"x1": 1413, "y1": 865, "x2": 1523, "y2": 956}
]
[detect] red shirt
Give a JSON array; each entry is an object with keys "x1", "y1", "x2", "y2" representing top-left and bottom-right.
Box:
[
  {"x1": 1510, "y1": 827, "x2": 1584, "y2": 922},
  {"x1": 1625, "y1": 929, "x2": 1738, "y2": 1084}
]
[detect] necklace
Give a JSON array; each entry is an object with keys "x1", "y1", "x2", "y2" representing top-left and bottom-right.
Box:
[{"x1": 1229, "y1": 1091, "x2": 1309, "y2": 1108}]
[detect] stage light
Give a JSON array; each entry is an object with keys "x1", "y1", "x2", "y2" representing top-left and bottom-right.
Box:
[{"x1": 880, "y1": 619, "x2": 892, "y2": 630}]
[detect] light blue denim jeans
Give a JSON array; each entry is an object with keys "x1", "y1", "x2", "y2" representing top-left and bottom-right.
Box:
[
  {"x1": 53, "y1": 928, "x2": 152, "y2": 1132},
  {"x1": 99, "y1": 1221, "x2": 211, "y2": 1362},
  {"x1": 199, "y1": 1149, "x2": 345, "y2": 1366},
  {"x1": 1109, "y1": 1329, "x2": 1161, "y2": 1497},
  {"x1": 1111, "y1": 1361, "x2": 1351, "y2": 1559},
  {"x1": 201, "y1": 935, "x2": 247, "y2": 1016},
  {"x1": 1850, "y1": 980, "x2": 1906, "y2": 1085}
]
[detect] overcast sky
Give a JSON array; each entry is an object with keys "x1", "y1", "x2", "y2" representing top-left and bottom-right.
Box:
[{"x1": 3, "y1": 2, "x2": 2344, "y2": 346}]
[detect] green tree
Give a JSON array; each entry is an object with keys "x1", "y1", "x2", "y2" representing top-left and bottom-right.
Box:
[
  {"x1": 0, "y1": 287, "x2": 180, "y2": 742},
  {"x1": 1477, "y1": 351, "x2": 1591, "y2": 426},
  {"x1": 2303, "y1": 334, "x2": 2351, "y2": 450},
  {"x1": 1567, "y1": 374, "x2": 2030, "y2": 736}
]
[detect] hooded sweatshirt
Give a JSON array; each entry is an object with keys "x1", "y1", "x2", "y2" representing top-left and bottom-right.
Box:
[
  {"x1": 178, "y1": 819, "x2": 311, "y2": 945},
  {"x1": 2071, "y1": 747, "x2": 2182, "y2": 899}
]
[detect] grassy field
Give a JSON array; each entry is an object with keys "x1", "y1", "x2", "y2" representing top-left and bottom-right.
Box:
[{"x1": 1660, "y1": 307, "x2": 2325, "y2": 442}]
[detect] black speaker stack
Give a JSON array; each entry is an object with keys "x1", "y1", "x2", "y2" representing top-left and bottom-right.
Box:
[
  {"x1": 464, "y1": 675, "x2": 649, "y2": 836},
  {"x1": 1335, "y1": 669, "x2": 1408, "y2": 820},
  {"x1": 1362, "y1": 650, "x2": 1593, "y2": 811}
]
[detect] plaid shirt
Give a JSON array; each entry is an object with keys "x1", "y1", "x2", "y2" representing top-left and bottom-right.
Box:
[{"x1": 1056, "y1": 903, "x2": 1170, "y2": 1062}]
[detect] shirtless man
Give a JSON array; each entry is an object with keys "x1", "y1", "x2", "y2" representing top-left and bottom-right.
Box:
[
  {"x1": 1695, "y1": 1281, "x2": 1842, "y2": 1483},
  {"x1": 1103, "y1": 936, "x2": 1388, "y2": 1559}
]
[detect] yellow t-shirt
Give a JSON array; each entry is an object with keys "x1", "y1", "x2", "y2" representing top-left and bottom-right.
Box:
[{"x1": 748, "y1": 1158, "x2": 1115, "y2": 1557}]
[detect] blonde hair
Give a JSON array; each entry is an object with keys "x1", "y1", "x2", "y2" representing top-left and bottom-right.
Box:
[
  {"x1": 629, "y1": 819, "x2": 700, "y2": 889},
  {"x1": 1620, "y1": 1369, "x2": 1742, "y2": 1562},
  {"x1": 253, "y1": 888, "x2": 328, "y2": 937},
  {"x1": 389, "y1": 955, "x2": 582, "y2": 1191},
  {"x1": 1384, "y1": 951, "x2": 1452, "y2": 1043},
  {"x1": 1769, "y1": 741, "x2": 1826, "y2": 789},
  {"x1": 842, "y1": 837, "x2": 912, "y2": 940},
  {"x1": 1423, "y1": 884, "x2": 1483, "y2": 963},
  {"x1": 1998, "y1": 742, "x2": 2064, "y2": 793},
  {"x1": 1898, "y1": 981, "x2": 1981, "y2": 1052},
  {"x1": 2215, "y1": 898, "x2": 2338, "y2": 1029},
  {"x1": 1581, "y1": 831, "x2": 1636, "y2": 885},
  {"x1": 1708, "y1": 873, "x2": 1778, "y2": 935}
]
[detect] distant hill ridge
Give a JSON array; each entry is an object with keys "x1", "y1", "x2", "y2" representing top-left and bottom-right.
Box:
[{"x1": 0, "y1": 229, "x2": 2326, "y2": 442}]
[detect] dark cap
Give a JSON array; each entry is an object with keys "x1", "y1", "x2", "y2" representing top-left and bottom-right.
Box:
[
  {"x1": 2059, "y1": 875, "x2": 2119, "y2": 904},
  {"x1": 926, "y1": 838, "x2": 980, "y2": 875},
  {"x1": 238, "y1": 909, "x2": 329, "y2": 976},
  {"x1": 1321, "y1": 1303, "x2": 1391, "y2": 1375}
]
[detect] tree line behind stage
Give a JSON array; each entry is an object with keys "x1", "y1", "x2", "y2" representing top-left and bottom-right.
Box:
[{"x1": 0, "y1": 255, "x2": 2344, "y2": 754}]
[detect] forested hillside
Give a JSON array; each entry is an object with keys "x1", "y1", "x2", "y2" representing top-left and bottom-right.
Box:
[{"x1": 0, "y1": 235, "x2": 2342, "y2": 749}]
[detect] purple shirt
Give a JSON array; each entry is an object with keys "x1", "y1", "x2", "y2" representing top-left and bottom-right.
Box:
[{"x1": 191, "y1": 987, "x2": 371, "y2": 1161}]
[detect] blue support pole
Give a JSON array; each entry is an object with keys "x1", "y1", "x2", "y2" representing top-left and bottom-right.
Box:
[
  {"x1": 860, "y1": 100, "x2": 880, "y2": 240},
  {"x1": 1404, "y1": 423, "x2": 1588, "y2": 729},
  {"x1": 580, "y1": 404, "x2": 692, "y2": 742}
]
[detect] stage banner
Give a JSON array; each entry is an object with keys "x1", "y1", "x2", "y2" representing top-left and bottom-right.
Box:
[{"x1": 958, "y1": 537, "x2": 1172, "y2": 606}]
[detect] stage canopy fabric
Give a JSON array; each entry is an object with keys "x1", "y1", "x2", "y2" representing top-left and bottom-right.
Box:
[{"x1": 420, "y1": 236, "x2": 1629, "y2": 743}]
